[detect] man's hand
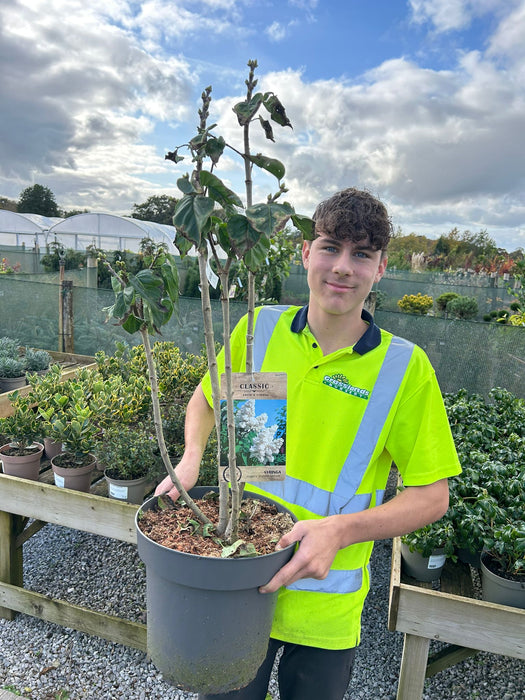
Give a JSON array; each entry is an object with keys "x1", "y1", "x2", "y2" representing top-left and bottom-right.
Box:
[
  {"x1": 259, "y1": 517, "x2": 344, "y2": 593},
  {"x1": 259, "y1": 479, "x2": 451, "y2": 594},
  {"x1": 155, "y1": 473, "x2": 180, "y2": 501}
]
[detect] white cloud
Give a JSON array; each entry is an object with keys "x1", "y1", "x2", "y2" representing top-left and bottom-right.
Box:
[
  {"x1": 0, "y1": 0, "x2": 195, "y2": 209},
  {"x1": 265, "y1": 21, "x2": 287, "y2": 42},
  {"x1": 488, "y1": 1, "x2": 525, "y2": 62},
  {"x1": 409, "y1": 0, "x2": 512, "y2": 33},
  {"x1": 1, "y1": 0, "x2": 524, "y2": 251}
]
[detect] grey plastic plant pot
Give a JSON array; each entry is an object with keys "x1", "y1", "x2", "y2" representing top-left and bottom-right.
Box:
[
  {"x1": 104, "y1": 471, "x2": 149, "y2": 504},
  {"x1": 400, "y1": 542, "x2": 447, "y2": 582},
  {"x1": 481, "y1": 552, "x2": 525, "y2": 609},
  {"x1": 136, "y1": 487, "x2": 296, "y2": 695}
]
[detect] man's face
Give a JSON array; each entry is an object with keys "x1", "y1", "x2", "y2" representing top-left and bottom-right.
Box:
[{"x1": 302, "y1": 233, "x2": 387, "y2": 319}]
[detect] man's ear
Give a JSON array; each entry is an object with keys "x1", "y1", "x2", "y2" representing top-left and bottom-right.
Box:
[
  {"x1": 375, "y1": 254, "x2": 388, "y2": 283},
  {"x1": 302, "y1": 240, "x2": 311, "y2": 268}
]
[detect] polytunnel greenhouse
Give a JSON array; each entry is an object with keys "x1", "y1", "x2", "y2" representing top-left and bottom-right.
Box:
[
  {"x1": 0, "y1": 210, "x2": 177, "y2": 252},
  {"x1": 0, "y1": 210, "x2": 64, "y2": 247}
]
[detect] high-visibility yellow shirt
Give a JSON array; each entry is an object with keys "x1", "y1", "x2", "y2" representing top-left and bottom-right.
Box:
[{"x1": 201, "y1": 305, "x2": 461, "y2": 649}]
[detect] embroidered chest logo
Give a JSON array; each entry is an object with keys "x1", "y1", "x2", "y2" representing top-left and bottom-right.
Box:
[{"x1": 322, "y1": 373, "x2": 370, "y2": 400}]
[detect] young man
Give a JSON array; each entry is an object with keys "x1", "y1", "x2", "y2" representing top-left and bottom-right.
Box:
[{"x1": 156, "y1": 188, "x2": 461, "y2": 700}]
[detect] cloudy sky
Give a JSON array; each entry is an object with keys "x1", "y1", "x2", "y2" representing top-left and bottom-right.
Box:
[{"x1": 1, "y1": 0, "x2": 524, "y2": 251}]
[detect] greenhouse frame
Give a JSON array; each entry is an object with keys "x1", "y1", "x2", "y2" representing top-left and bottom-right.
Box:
[{"x1": 0, "y1": 210, "x2": 177, "y2": 253}]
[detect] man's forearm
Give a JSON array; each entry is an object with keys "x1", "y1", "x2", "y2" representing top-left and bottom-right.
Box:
[
  {"x1": 155, "y1": 384, "x2": 215, "y2": 497},
  {"x1": 182, "y1": 384, "x2": 216, "y2": 463},
  {"x1": 332, "y1": 478, "x2": 450, "y2": 549}
]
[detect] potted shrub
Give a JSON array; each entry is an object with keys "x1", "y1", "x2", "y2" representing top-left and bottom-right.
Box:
[
  {"x1": 0, "y1": 336, "x2": 21, "y2": 357},
  {"x1": 102, "y1": 60, "x2": 311, "y2": 693},
  {"x1": 0, "y1": 337, "x2": 27, "y2": 393},
  {"x1": 481, "y1": 524, "x2": 525, "y2": 609},
  {"x1": 443, "y1": 387, "x2": 525, "y2": 600},
  {"x1": 24, "y1": 347, "x2": 53, "y2": 376},
  {"x1": 95, "y1": 423, "x2": 162, "y2": 504},
  {"x1": 400, "y1": 517, "x2": 455, "y2": 582},
  {"x1": 0, "y1": 391, "x2": 43, "y2": 480},
  {"x1": 24, "y1": 363, "x2": 66, "y2": 459},
  {"x1": 42, "y1": 387, "x2": 100, "y2": 493}
]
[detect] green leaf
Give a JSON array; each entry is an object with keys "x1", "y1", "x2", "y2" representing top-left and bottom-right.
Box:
[
  {"x1": 157, "y1": 495, "x2": 171, "y2": 510},
  {"x1": 233, "y1": 93, "x2": 264, "y2": 125},
  {"x1": 176, "y1": 176, "x2": 196, "y2": 195},
  {"x1": 291, "y1": 213, "x2": 315, "y2": 240},
  {"x1": 160, "y1": 255, "x2": 179, "y2": 303},
  {"x1": 237, "y1": 542, "x2": 258, "y2": 557},
  {"x1": 263, "y1": 93, "x2": 292, "y2": 128},
  {"x1": 243, "y1": 235, "x2": 271, "y2": 273},
  {"x1": 246, "y1": 201, "x2": 294, "y2": 238},
  {"x1": 122, "y1": 314, "x2": 144, "y2": 334},
  {"x1": 210, "y1": 217, "x2": 230, "y2": 253},
  {"x1": 112, "y1": 291, "x2": 129, "y2": 320},
  {"x1": 165, "y1": 149, "x2": 184, "y2": 164},
  {"x1": 259, "y1": 116, "x2": 275, "y2": 142},
  {"x1": 227, "y1": 214, "x2": 262, "y2": 258},
  {"x1": 173, "y1": 194, "x2": 215, "y2": 246},
  {"x1": 173, "y1": 230, "x2": 193, "y2": 258},
  {"x1": 247, "y1": 154, "x2": 285, "y2": 181},
  {"x1": 110, "y1": 276, "x2": 122, "y2": 293},
  {"x1": 199, "y1": 171, "x2": 244, "y2": 209},
  {"x1": 221, "y1": 539, "x2": 246, "y2": 558},
  {"x1": 204, "y1": 136, "x2": 226, "y2": 165}
]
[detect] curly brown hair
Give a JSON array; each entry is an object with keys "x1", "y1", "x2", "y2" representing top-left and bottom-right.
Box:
[{"x1": 312, "y1": 188, "x2": 392, "y2": 251}]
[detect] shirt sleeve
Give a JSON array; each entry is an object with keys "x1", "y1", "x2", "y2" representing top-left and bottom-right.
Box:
[{"x1": 386, "y1": 345, "x2": 462, "y2": 486}]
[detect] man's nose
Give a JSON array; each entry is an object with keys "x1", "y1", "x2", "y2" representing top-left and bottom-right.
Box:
[{"x1": 333, "y1": 252, "x2": 353, "y2": 275}]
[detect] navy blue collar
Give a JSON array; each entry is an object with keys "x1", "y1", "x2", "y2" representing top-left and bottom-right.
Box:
[{"x1": 290, "y1": 305, "x2": 381, "y2": 355}]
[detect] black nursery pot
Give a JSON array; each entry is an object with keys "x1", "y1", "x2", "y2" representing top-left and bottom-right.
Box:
[{"x1": 136, "y1": 486, "x2": 296, "y2": 695}]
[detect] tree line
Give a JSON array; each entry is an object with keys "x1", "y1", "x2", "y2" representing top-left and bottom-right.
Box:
[{"x1": 2, "y1": 184, "x2": 523, "y2": 275}]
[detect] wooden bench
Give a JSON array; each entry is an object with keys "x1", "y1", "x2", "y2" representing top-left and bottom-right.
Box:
[
  {"x1": 388, "y1": 535, "x2": 525, "y2": 699},
  {"x1": 0, "y1": 456, "x2": 157, "y2": 652}
]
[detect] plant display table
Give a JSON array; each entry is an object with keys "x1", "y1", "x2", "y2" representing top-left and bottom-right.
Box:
[
  {"x1": 0, "y1": 468, "x2": 147, "y2": 651},
  {"x1": 388, "y1": 536, "x2": 525, "y2": 699}
]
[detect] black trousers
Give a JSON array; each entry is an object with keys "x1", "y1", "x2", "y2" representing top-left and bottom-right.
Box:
[{"x1": 198, "y1": 638, "x2": 356, "y2": 700}]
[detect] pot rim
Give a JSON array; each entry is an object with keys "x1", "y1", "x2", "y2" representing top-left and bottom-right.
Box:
[{"x1": 136, "y1": 488, "x2": 297, "y2": 562}]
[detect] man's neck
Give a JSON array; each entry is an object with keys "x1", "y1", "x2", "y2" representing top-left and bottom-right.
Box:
[{"x1": 306, "y1": 306, "x2": 368, "y2": 355}]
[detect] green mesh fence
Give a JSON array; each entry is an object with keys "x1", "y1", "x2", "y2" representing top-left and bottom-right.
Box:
[
  {"x1": 376, "y1": 271, "x2": 520, "y2": 320},
  {"x1": 375, "y1": 310, "x2": 525, "y2": 399},
  {"x1": 1, "y1": 276, "x2": 524, "y2": 399},
  {"x1": 0, "y1": 276, "x2": 247, "y2": 357}
]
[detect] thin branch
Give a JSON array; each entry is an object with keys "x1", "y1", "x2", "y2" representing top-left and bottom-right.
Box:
[{"x1": 139, "y1": 327, "x2": 211, "y2": 526}]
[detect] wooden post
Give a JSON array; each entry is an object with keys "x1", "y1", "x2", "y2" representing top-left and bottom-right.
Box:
[
  {"x1": 397, "y1": 634, "x2": 430, "y2": 700},
  {"x1": 86, "y1": 254, "x2": 98, "y2": 289},
  {"x1": 0, "y1": 511, "x2": 23, "y2": 620},
  {"x1": 61, "y1": 280, "x2": 74, "y2": 353},
  {"x1": 58, "y1": 251, "x2": 65, "y2": 352}
]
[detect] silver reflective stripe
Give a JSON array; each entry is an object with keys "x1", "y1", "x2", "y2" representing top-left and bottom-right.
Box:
[
  {"x1": 330, "y1": 336, "x2": 414, "y2": 515},
  {"x1": 253, "y1": 305, "x2": 291, "y2": 372},
  {"x1": 257, "y1": 478, "x2": 372, "y2": 517},
  {"x1": 287, "y1": 567, "x2": 363, "y2": 594}
]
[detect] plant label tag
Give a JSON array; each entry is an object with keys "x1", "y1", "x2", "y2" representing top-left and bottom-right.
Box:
[
  {"x1": 54, "y1": 474, "x2": 65, "y2": 489},
  {"x1": 109, "y1": 483, "x2": 129, "y2": 500},
  {"x1": 427, "y1": 554, "x2": 447, "y2": 569},
  {"x1": 219, "y1": 372, "x2": 287, "y2": 482},
  {"x1": 206, "y1": 259, "x2": 219, "y2": 289}
]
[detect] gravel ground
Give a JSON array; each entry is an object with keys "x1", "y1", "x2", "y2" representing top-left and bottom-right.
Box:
[{"x1": 0, "y1": 523, "x2": 523, "y2": 699}]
